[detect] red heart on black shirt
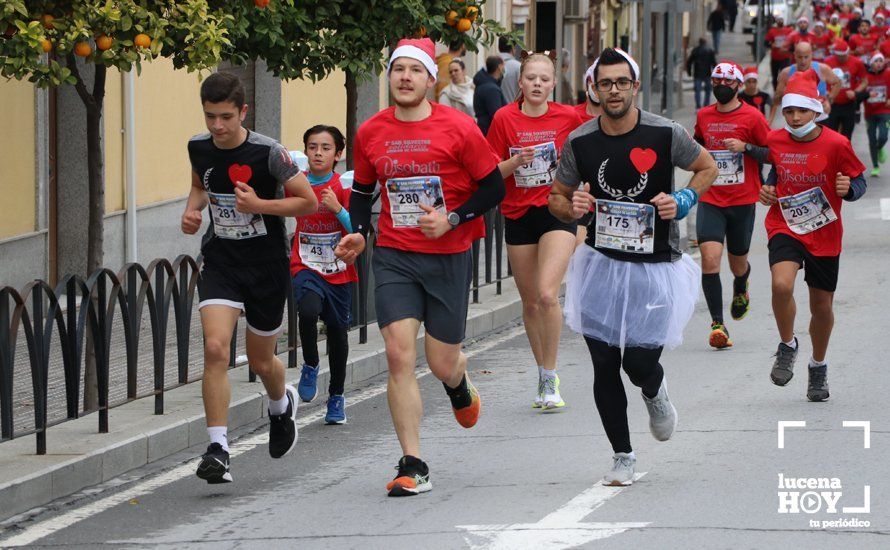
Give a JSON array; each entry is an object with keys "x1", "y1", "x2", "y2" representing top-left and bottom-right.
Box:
[
  {"x1": 630, "y1": 148, "x2": 657, "y2": 174},
  {"x1": 807, "y1": 154, "x2": 827, "y2": 175},
  {"x1": 228, "y1": 164, "x2": 253, "y2": 186},
  {"x1": 753, "y1": 96, "x2": 763, "y2": 105}
]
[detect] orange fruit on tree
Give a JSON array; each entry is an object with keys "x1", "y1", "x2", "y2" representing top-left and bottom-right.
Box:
[
  {"x1": 96, "y1": 35, "x2": 113, "y2": 51},
  {"x1": 414, "y1": 25, "x2": 427, "y2": 38},
  {"x1": 73, "y1": 41, "x2": 92, "y2": 57},
  {"x1": 466, "y1": 6, "x2": 479, "y2": 21},
  {"x1": 254, "y1": 0, "x2": 270, "y2": 7},
  {"x1": 134, "y1": 33, "x2": 151, "y2": 48},
  {"x1": 456, "y1": 18, "x2": 472, "y2": 32},
  {"x1": 40, "y1": 14, "x2": 55, "y2": 30},
  {"x1": 40, "y1": 38, "x2": 53, "y2": 53},
  {"x1": 446, "y1": 10, "x2": 459, "y2": 26}
]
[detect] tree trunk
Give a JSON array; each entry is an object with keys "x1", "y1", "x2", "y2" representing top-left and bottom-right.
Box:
[
  {"x1": 345, "y1": 69, "x2": 357, "y2": 170},
  {"x1": 67, "y1": 57, "x2": 107, "y2": 411}
]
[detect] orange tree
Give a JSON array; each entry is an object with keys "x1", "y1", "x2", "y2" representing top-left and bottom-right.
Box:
[
  {"x1": 222, "y1": 0, "x2": 520, "y2": 167},
  {"x1": 1, "y1": 0, "x2": 234, "y2": 276}
]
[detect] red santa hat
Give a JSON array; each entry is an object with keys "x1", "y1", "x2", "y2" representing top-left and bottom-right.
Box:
[
  {"x1": 388, "y1": 38, "x2": 438, "y2": 80},
  {"x1": 876, "y1": 12, "x2": 887, "y2": 21},
  {"x1": 743, "y1": 66, "x2": 759, "y2": 81},
  {"x1": 831, "y1": 38, "x2": 851, "y2": 55},
  {"x1": 797, "y1": 16, "x2": 810, "y2": 24},
  {"x1": 711, "y1": 61, "x2": 744, "y2": 83},
  {"x1": 781, "y1": 69, "x2": 827, "y2": 121}
]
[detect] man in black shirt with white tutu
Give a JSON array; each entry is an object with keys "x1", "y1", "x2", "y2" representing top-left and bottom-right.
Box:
[{"x1": 549, "y1": 48, "x2": 718, "y2": 487}]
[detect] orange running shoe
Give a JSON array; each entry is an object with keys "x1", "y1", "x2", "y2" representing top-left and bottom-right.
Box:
[
  {"x1": 708, "y1": 322, "x2": 733, "y2": 349},
  {"x1": 451, "y1": 375, "x2": 481, "y2": 428},
  {"x1": 386, "y1": 455, "x2": 431, "y2": 497}
]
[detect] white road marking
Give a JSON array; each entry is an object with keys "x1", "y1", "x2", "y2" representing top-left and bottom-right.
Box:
[
  {"x1": 881, "y1": 198, "x2": 890, "y2": 220},
  {"x1": 458, "y1": 473, "x2": 649, "y2": 549},
  {"x1": 0, "y1": 324, "x2": 527, "y2": 547}
]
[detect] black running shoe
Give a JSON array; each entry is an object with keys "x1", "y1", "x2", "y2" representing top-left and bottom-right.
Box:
[
  {"x1": 386, "y1": 455, "x2": 432, "y2": 497},
  {"x1": 269, "y1": 384, "x2": 298, "y2": 459},
  {"x1": 770, "y1": 339, "x2": 798, "y2": 386},
  {"x1": 196, "y1": 443, "x2": 232, "y2": 484},
  {"x1": 807, "y1": 365, "x2": 830, "y2": 402}
]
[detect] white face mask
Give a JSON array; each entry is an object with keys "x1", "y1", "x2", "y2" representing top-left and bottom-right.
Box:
[{"x1": 785, "y1": 118, "x2": 817, "y2": 138}]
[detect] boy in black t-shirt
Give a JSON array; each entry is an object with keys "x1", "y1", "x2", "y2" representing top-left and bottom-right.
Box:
[
  {"x1": 737, "y1": 67, "x2": 771, "y2": 115},
  {"x1": 182, "y1": 73, "x2": 316, "y2": 483}
]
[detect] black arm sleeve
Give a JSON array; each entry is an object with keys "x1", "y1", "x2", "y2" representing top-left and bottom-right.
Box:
[
  {"x1": 765, "y1": 166, "x2": 777, "y2": 186},
  {"x1": 843, "y1": 174, "x2": 867, "y2": 202},
  {"x1": 746, "y1": 145, "x2": 770, "y2": 163},
  {"x1": 349, "y1": 181, "x2": 376, "y2": 239},
  {"x1": 452, "y1": 167, "x2": 506, "y2": 224}
]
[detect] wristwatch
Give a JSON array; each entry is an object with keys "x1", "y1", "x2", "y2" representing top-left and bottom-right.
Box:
[
  {"x1": 447, "y1": 211, "x2": 461, "y2": 228},
  {"x1": 744, "y1": 143, "x2": 753, "y2": 153}
]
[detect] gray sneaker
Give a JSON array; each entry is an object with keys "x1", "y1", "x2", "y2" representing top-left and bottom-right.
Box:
[
  {"x1": 642, "y1": 377, "x2": 677, "y2": 442},
  {"x1": 770, "y1": 339, "x2": 798, "y2": 386},
  {"x1": 602, "y1": 452, "x2": 636, "y2": 486},
  {"x1": 807, "y1": 365, "x2": 829, "y2": 402}
]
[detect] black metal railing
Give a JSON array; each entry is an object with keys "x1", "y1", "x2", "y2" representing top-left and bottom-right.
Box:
[{"x1": 0, "y1": 210, "x2": 510, "y2": 454}]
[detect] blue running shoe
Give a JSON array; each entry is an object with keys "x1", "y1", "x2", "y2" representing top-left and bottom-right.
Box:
[
  {"x1": 297, "y1": 364, "x2": 319, "y2": 403},
  {"x1": 325, "y1": 395, "x2": 347, "y2": 424}
]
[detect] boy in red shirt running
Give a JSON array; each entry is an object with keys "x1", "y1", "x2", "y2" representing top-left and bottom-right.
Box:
[
  {"x1": 290, "y1": 125, "x2": 358, "y2": 424},
  {"x1": 824, "y1": 38, "x2": 869, "y2": 140},
  {"x1": 864, "y1": 53, "x2": 890, "y2": 175},
  {"x1": 693, "y1": 62, "x2": 771, "y2": 349},
  {"x1": 335, "y1": 38, "x2": 505, "y2": 496},
  {"x1": 761, "y1": 70, "x2": 867, "y2": 402},
  {"x1": 766, "y1": 17, "x2": 794, "y2": 88}
]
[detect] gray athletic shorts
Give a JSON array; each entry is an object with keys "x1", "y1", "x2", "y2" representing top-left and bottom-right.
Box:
[{"x1": 372, "y1": 246, "x2": 473, "y2": 345}]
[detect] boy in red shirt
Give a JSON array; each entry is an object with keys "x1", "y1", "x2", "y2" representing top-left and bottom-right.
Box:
[
  {"x1": 761, "y1": 70, "x2": 866, "y2": 402},
  {"x1": 810, "y1": 21, "x2": 835, "y2": 61},
  {"x1": 693, "y1": 62, "x2": 771, "y2": 349},
  {"x1": 335, "y1": 38, "x2": 505, "y2": 496},
  {"x1": 290, "y1": 125, "x2": 358, "y2": 424},
  {"x1": 864, "y1": 53, "x2": 890, "y2": 175},
  {"x1": 849, "y1": 19, "x2": 880, "y2": 62}
]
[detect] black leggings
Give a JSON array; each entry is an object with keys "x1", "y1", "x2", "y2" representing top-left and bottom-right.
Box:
[
  {"x1": 584, "y1": 337, "x2": 664, "y2": 454},
  {"x1": 298, "y1": 291, "x2": 349, "y2": 396}
]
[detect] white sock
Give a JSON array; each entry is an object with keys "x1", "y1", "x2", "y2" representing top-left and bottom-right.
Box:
[
  {"x1": 207, "y1": 426, "x2": 229, "y2": 452},
  {"x1": 809, "y1": 357, "x2": 827, "y2": 368},
  {"x1": 541, "y1": 368, "x2": 557, "y2": 380},
  {"x1": 269, "y1": 394, "x2": 289, "y2": 416},
  {"x1": 616, "y1": 451, "x2": 636, "y2": 460},
  {"x1": 537, "y1": 365, "x2": 545, "y2": 379},
  {"x1": 783, "y1": 338, "x2": 797, "y2": 349}
]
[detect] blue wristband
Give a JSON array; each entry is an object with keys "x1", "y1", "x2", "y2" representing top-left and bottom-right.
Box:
[
  {"x1": 335, "y1": 207, "x2": 352, "y2": 232},
  {"x1": 671, "y1": 187, "x2": 698, "y2": 220}
]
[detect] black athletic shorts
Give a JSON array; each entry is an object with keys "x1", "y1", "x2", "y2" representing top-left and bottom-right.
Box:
[
  {"x1": 768, "y1": 233, "x2": 839, "y2": 292},
  {"x1": 696, "y1": 202, "x2": 756, "y2": 256},
  {"x1": 372, "y1": 246, "x2": 472, "y2": 345},
  {"x1": 197, "y1": 258, "x2": 290, "y2": 335},
  {"x1": 505, "y1": 205, "x2": 577, "y2": 245}
]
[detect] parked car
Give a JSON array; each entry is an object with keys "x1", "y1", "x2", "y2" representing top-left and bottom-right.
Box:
[{"x1": 742, "y1": 0, "x2": 797, "y2": 34}]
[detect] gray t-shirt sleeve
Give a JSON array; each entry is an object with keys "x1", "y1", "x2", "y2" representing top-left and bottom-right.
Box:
[
  {"x1": 554, "y1": 138, "x2": 582, "y2": 187},
  {"x1": 268, "y1": 142, "x2": 301, "y2": 183},
  {"x1": 670, "y1": 122, "x2": 702, "y2": 170}
]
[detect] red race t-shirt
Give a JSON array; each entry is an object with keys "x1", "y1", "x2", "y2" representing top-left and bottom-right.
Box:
[
  {"x1": 765, "y1": 127, "x2": 865, "y2": 256},
  {"x1": 849, "y1": 33, "x2": 879, "y2": 56},
  {"x1": 880, "y1": 38, "x2": 890, "y2": 58},
  {"x1": 864, "y1": 69, "x2": 890, "y2": 116},
  {"x1": 486, "y1": 102, "x2": 583, "y2": 219},
  {"x1": 288, "y1": 172, "x2": 358, "y2": 284},
  {"x1": 353, "y1": 103, "x2": 500, "y2": 254},
  {"x1": 573, "y1": 101, "x2": 596, "y2": 123},
  {"x1": 767, "y1": 27, "x2": 794, "y2": 60},
  {"x1": 788, "y1": 31, "x2": 815, "y2": 53},
  {"x1": 825, "y1": 55, "x2": 868, "y2": 105},
  {"x1": 809, "y1": 33, "x2": 835, "y2": 60},
  {"x1": 694, "y1": 102, "x2": 771, "y2": 207}
]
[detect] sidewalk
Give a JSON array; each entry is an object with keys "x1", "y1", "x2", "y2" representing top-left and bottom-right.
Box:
[{"x1": 0, "y1": 278, "x2": 525, "y2": 522}]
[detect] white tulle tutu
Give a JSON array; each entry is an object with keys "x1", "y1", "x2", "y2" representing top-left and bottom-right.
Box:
[{"x1": 564, "y1": 246, "x2": 700, "y2": 350}]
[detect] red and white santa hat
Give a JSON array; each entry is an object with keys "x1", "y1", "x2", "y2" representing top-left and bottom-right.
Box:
[
  {"x1": 711, "y1": 61, "x2": 744, "y2": 83},
  {"x1": 388, "y1": 38, "x2": 438, "y2": 80},
  {"x1": 871, "y1": 52, "x2": 886, "y2": 64},
  {"x1": 831, "y1": 38, "x2": 850, "y2": 55},
  {"x1": 781, "y1": 69, "x2": 827, "y2": 121},
  {"x1": 876, "y1": 12, "x2": 886, "y2": 21},
  {"x1": 743, "y1": 66, "x2": 759, "y2": 81},
  {"x1": 797, "y1": 16, "x2": 809, "y2": 25}
]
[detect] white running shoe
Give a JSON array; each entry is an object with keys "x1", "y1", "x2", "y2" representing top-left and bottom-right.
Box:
[
  {"x1": 642, "y1": 377, "x2": 677, "y2": 441},
  {"x1": 541, "y1": 372, "x2": 566, "y2": 411},
  {"x1": 602, "y1": 452, "x2": 636, "y2": 486}
]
